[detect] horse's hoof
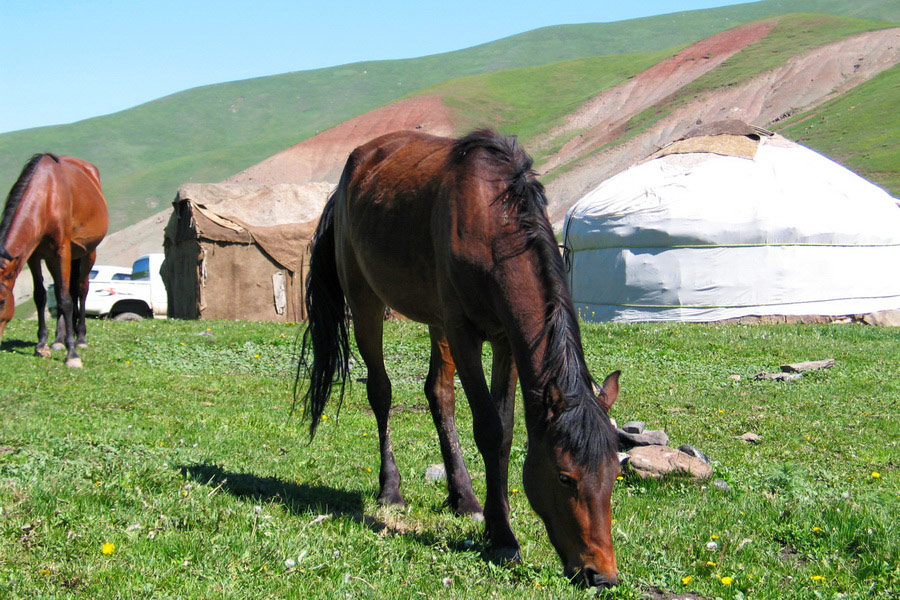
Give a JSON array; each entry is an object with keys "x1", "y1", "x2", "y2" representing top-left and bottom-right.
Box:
[
  {"x1": 65, "y1": 357, "x2": 83, "y2": 369},
  {"x1": 451, "y1": 496, "x2": 484, "y2": 519},
  {"x1": 76, "y1": 342, "x2": 88, "y2": 349},
  {"x1": 35, "y1": 346, "x2": 52, "y2": 358},
  {"x1": 51, "y1": 342, "x2": 65, "y2": 350},
  {"x1": 491, "y1": 546, "x2": 522, "y2": 563},
  {"x1": 376, "y1": 492, "x2": 407, "y2": 508}
]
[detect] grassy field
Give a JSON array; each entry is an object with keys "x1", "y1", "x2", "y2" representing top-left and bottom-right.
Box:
[
  {"x1": 1, "y1": 1, "x2": 896, "y2": 232},
  {"x1": 0, "y1": 318, "x2": 896, "y2": 599},
  {"x1": 773, "y1": 64, "x2": 900, "y2": 196}
]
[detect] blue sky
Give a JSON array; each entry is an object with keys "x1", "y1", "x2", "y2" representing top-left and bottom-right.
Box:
[{"x1": 0, "y1": 1, "x2": 755, "y2": 134}]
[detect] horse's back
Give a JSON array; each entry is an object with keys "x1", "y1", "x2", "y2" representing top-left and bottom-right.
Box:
[{"x1": 333, "y1": 131, "x2": 464, "y2": 324}]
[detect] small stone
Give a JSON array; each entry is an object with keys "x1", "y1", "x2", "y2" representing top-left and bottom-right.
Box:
[
  {"x1": 677, "y1": 444, "x2": 711, "y2": 464},
  {"x1": 729, "y1": 374, "x2": 742, "y2": 381},
  {"x1": 706, "y1": 541, "x2": 719, "y2": 551},
  {"x1": 425, "y1": 464, "x2": 446, "y2": 482},
  {"x1": 617, "y1": 428, "x2": 669, "y2": 450},
  {"x1": 284, "y1": 558, "x2": 296, "y2": 569},
  {"x1": 622, "y1": 421, "x2": 645, "y2": 434},
  {"x1": 713, "y1": 479, "x2": 730, "y2": 492},
  {"x1": 755, "y1": 371, "x2": 802, "y2": 381},
  {"x1": 780, "y1": 359, "x2": 835, "y2": 373},
  {"x1": 736, "y1": 432, "x2": 762, "y2": 444}
]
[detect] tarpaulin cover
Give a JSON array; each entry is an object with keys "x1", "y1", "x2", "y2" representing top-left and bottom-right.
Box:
[{"x1": 162, "y1": 182, "x2": 331, "y2": 321}]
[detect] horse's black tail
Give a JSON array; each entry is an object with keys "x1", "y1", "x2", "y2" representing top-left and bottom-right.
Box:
[{"x1": 294, "y1": 189, "x2": 351, "y2": 439}]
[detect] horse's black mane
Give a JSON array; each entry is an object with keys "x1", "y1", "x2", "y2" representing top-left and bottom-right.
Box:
[
  {"x1": 451, "y1": 130, "x2": 616, "y2": 469},
  {"x1": 0, "y1": 153, "x2": 58, "y2": 260}
]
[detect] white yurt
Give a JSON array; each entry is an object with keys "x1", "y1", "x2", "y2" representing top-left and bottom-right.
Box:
[{"x1": 563, "y1": 121, "x2": 900, "y2": 323}]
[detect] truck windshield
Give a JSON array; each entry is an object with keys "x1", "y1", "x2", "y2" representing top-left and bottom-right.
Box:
[{"x1": 131, "y1": 258, "x2": 150, "y2": 280}]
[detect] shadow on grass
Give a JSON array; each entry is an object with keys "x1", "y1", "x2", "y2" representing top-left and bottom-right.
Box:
[
  {"x1": 179, "y1": 463, "x2": 364, "y2": 516},
  {"x1": 178, "y1": 462, "x2": 516, "y2": 567},
  {"x1": 0, "y1": 339, "x2": 35, "y2": 354}
]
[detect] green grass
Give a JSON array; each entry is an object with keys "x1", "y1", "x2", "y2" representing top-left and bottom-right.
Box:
[
  {"x1": 773, "y1": 64, "x2": 900, "y2": 195},
  {"x1": 1, "y1": 1, "x2": 897, "y2": 232},
  {"x1": 1, "y1": 318, "x2": 897, "y2": 599}
]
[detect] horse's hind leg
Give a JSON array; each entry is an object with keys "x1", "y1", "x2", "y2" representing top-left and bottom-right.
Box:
[
  {"x1": 426, "y1": 326, "x2": 483, "y2": 516},
  {"x1": 352, "y1": 298, "x2": 405, "y2": 507},
  {"x1": 28, "y1": 257, "x2": 51, "y2": 358},
  {"x1": 73, "y1": 252, "x2": 94, "y2": 348}
]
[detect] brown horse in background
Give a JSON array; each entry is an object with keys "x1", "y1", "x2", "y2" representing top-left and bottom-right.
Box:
[
  {"x1": 0, "y1": 153, "x2": 108, "y2": 368},
  {"x1": 297, "y1": 130, "x2": 622, "y2": 588}
]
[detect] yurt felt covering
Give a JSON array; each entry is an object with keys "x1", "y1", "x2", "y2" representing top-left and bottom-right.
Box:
[{"x1": 563, "y1": 124, "x2": 900, "y2": 323}]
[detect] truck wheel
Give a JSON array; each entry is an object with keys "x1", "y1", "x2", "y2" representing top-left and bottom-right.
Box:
[{"x1": 113, "y1": 312, "x2": 144, "y2": 321}]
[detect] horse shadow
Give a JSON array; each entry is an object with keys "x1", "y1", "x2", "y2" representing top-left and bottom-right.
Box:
[
  {"x1": 177, "y1": 463, "x2": 515, "y2": 566},
  {"x1": 0, "y1": 339, "x2": 36, "y2": 354},
  {"x1": 179, "y1": 463, "x2": 364, "y2": 516}
]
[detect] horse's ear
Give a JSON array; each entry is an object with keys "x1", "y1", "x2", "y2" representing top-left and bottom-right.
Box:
[
  {"x1": 596, "y1": 370, "x2": 620, "y2": 412},
  {"x1": 545, "y1": 380, "x2": 567, "y2": 421}
]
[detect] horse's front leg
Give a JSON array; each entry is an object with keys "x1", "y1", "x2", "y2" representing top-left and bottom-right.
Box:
[
  {"x1": 27, "y1": 257, "x2": 51, "y2": 357},
  {"x1": 447, "y1": 324, "x2": 520, "y2": 561},
  {"x1": 426, "y1": 326, "x2": 482, "y2": 517}
]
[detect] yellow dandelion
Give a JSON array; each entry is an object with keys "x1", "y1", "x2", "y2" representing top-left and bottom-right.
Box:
[
  {"x1": 710, "y1": 535, "x2": 719, "y2": 540},
  {"x1": 365, "y1": 468, "x2": 372, "y2": 473},
  {"x1": 511, "y1": 488, "x2": 520, "y2": 494},
  {"x1": 616, "y1": 475, "x2": 624, "y2": 481},
  {"x1": 720, "y1": 576, "x2": 733, "y2": 585},
  {"x1": 871, "y1": 471, "x2": 881, "y2": 478},
  {"x1": 179, "y1": 342, "x2": 185, "y2": 346},
  {"x1": 321, "y1": 415, "x2": 328, "y2": 421},
  {"x1": 254, "y1": 354, "x2": 260, "y2": 359},
  {"x1": 101, "y1": 542, "x2": 115, "y2": 555},
  {"x1": 812, "y1": 526, "x2": 821, "y2": 532},
  {"x1": 706, "y1": 561, "x2": 717, "y2": 567},
  {"x1": 811, "y1": 575, "x2": 825, "y2": 582},
  {"x1": 681, "y1": 575, "x2": 692, "y2": 585},
  {"x1": 39, "y1": 569, "x2": 51, "y2": 576}
]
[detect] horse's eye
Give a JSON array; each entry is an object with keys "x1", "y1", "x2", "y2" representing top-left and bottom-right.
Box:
[{"x1": 558, "y1": 473, "x2": 577, "y2": 488}]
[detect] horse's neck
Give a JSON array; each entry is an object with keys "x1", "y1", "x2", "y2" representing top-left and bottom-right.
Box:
[{"x1": 494, "y1": 262, "x2": 584, "y2": 414}]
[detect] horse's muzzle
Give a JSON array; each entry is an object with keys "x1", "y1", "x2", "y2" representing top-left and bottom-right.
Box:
[{"x1": 569, "y1": 567, "x2": 618, "y2": 588}]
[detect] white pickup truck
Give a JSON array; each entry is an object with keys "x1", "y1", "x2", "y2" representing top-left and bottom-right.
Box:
[{"x1": 50, "y1": 253, "x2": 168, "y2": 320}]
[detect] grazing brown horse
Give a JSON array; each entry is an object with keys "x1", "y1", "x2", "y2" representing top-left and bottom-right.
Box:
[
  {"x1": 297, "y1": 130, "x2": 622, "y2": 588},
  {"x1": 0, "y1": 153, "x2": 108, "y2": 367}
]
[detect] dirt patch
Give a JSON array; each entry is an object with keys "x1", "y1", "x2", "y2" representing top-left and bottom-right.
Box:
[
  {"x1": 541, "y1": 27, "x2": 900, "y2": 224},
  {"x1": 536, "y1": 21, "x2": 776, "y2": 172},
  {"x1": 226, "y1": 95, "x2": 455, "y2": 186},
  {"x1": 643, "y1": 586, "x2": 712, "y2": 600}
]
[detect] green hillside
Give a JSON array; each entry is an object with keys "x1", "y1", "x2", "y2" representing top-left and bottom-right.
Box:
[
  {"x1": 0, "y1": 0, "x2": 897, "y2": 232},
  {"x1": 419, "y1": 49, "x2": 676, "y2": 143},
  {"x1": 773, "y1": 64, "x2": 900, "y2": 195},
  {"x1": 616, "y1": 14, "x2": 895, "y2": 148}
]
